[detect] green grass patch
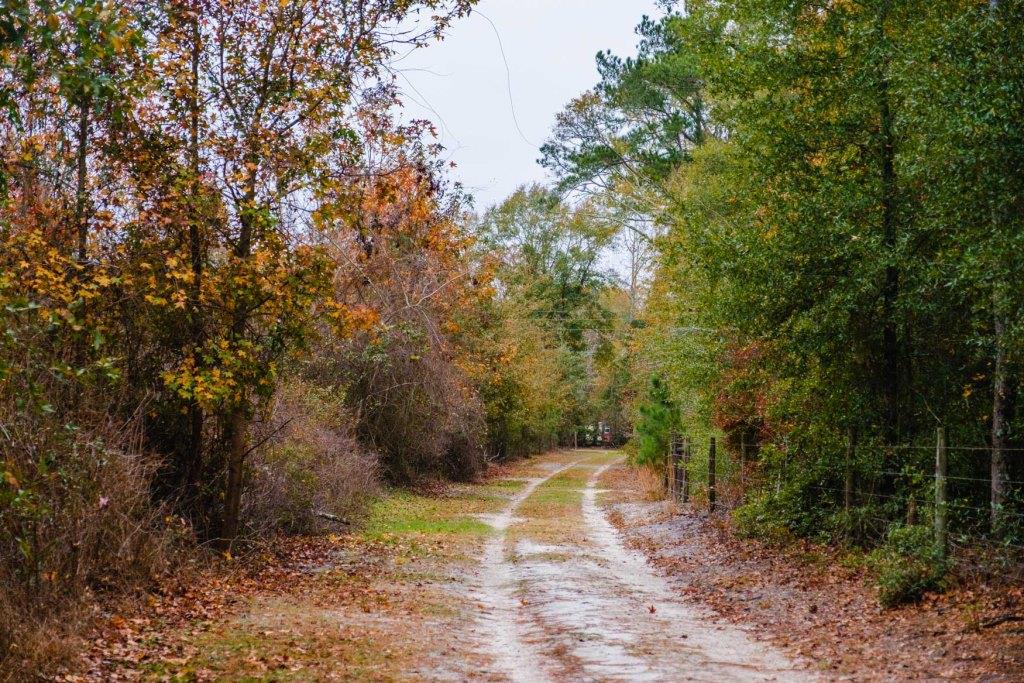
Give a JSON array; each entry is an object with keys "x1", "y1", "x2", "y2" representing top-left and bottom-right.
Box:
[
  {"x1": 523, "y1": 486, "x2": 583, "y2": 507},
  {"x1": 362, "y1": 490, "x2": 495, "y2": 540}
]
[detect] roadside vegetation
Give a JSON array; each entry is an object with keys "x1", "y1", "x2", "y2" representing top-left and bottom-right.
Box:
[
  {"x1": 1, "y1": 0, "x2": 1022, "y2": 679},
  {"x1": 0, "y1": 1, "x2": 633, "y2": 676},
  {"x1": 542, "y1": 0, "x2": 1023, "y2": 608}
]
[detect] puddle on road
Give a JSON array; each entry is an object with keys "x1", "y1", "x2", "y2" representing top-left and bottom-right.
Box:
[{"x1": 475, "y1": 454, "x2": 814, "y2": 683}]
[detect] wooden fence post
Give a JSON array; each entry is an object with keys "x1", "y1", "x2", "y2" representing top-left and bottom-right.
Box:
[
  {"x1": 708, "y1": 437, "x2": 717, "y2": 513},
  {"x1": 669, "y1": 433, "x2": 679, "y2": 498},
  {"x1": 935, "y1": 427, "x2": 948, "y2": 560},
  {"x1": 664, "y1": 437, "x2": 670, "y2": 493},
  {"x1": 739, "y1": 434, "x2": 747, "y2": 504},
  {"x1": 682, "y1": 438, "x2": 690, "y2": 503},
  {"x1": 673, "y1": 436, "x2": 684, "y2": 502},
  {"x1": 844, "y1": 427, "x2": 857, "y2": 512}
]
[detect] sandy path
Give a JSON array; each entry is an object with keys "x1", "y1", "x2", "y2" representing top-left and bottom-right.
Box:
[
  {"x1": 476, "y1": 457, "x2": 583, "y2": 681},
  {"x1": 477, "y1": 451, "x2": 812, "y2": 682}
]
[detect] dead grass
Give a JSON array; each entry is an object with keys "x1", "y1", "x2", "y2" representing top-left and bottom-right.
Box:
[{"x1": 635, "y1": 464, "x2": 667, "y2": 502}]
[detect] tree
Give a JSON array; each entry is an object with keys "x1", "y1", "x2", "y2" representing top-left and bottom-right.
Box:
[
  {"x1": 540, "y1": 9, "x2": 711, "y2": 196},
  {"x1": 900, "y1": 0, "x2": 1024, "y2": 526},
  {"x1": 633, "y1": 376, "x2": 678, "y2": 467},
  {"x1": 472, "y1": 186, "x2": 618, "y2": 451}
]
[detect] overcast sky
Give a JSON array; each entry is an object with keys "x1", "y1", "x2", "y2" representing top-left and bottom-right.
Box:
[{"x1": 394, "y1": 0, "x2": 662, "y2": 212}]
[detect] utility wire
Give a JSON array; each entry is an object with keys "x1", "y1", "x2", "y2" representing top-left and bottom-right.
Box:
[{"x1": 472, "y1": 9, "x2": 538, "y2": 150}]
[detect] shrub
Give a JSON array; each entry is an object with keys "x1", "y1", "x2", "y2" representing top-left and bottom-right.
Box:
[
  {"x1": 0, "y1": 247, "x2": 181, "y2": 677},
  {"x1": 242, "y1": 382, "x2": 379, "y2": 536},
  {"x1": 733, "y1": 494, "x2": 795, "y2": 546},
  {"x1": 327, "y1": 323, "x2": 488, "y2": 483},
  {"x1": 867, "y1": 524, "x2": 949, "y2": 608},
  {"x1": 732, "y1": 467, "x2": 832, "y2": 544},
  {"x1": 0, "y1": 407, "x2": 180, "y2": 678},
  {"x1": 630, "y1": 377, "x2": 678, "y2": 468}
]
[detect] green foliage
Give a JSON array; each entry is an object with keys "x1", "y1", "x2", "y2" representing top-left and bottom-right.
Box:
[
  {"x1": 538, "y1": 0, "x2": 1024, "y2": 575},
  {"x1": 632, "y1": 377, "x2": 678, "y2": 467},
  {"x1": 868, "y1": 525, "x2": 949, "y2": 608},
  {"x1": 470, "y1": 185, "x2": 621, "y2": 457},
  {"x1": 732, "y1": 442, "x2": 837, "y2": 544},
  {"x1": 540, "y1": 10, "x2": 708, "y2": 192}
]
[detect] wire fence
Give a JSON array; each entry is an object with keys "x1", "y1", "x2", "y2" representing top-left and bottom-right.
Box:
[{"x1": 662, "y1": 429, "x2": 1024, "y2": 559}]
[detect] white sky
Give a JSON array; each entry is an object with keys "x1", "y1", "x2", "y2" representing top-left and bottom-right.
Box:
[{"x1": 395, "y1": 0, "x2": 662, "y2": 212}]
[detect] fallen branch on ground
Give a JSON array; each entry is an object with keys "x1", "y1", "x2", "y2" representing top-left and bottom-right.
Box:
[{"x1": 978, "y1": 614, "x2": 1023, "y2": 630}]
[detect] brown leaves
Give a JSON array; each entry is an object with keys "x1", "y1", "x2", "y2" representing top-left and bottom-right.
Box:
[
  {"x1": 612, "y1": 466, "x2": 1024, "y2": 682},
  {"x1": 78, "y1": 525, "x2": 491, "y2": 680}
]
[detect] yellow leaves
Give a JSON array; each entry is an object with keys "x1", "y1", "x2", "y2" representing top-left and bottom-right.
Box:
[
  {"x1": 328, "y1": 302, "x2": 381, "y2": 338},
  {"x1": 3, "y1": 471, "x2": 19, "y2": 490}
]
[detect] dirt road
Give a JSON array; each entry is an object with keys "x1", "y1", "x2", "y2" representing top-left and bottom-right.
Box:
[
  {"x1": 471, "y1": 450, "x2": 808, "y2": 682},
  {"x1": 95, "y1": 450, "x2": 810, "y2": 681}
]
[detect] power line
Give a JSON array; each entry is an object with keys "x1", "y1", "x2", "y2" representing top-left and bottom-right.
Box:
[{"x1": 472, "y1": 9, "x2": 538, "y2": 150}]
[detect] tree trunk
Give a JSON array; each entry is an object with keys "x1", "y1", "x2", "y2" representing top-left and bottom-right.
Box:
[
  {"x1": 184, "y1": 8, "x2": 205, "y2": 498},
  {"x1": 845, "y1": 427, "x2": 858, "y2": 511},
  {"x1": 877, "y1": 5, "x2": 900, "y2": 448},
  {"x1": 74, "y1": 94, "x2": 92, "y2": 261},
  {"x1": 220, "y1": 407, "x2": 247, "y2": 545},
  {"x1": 219, "y1": 162, "x2": 258, "y2": 544},
  {"x1": 991, "y1": 303, "x2": 1011, "y2": 527},
  {"x1": 988, "y1": 0, "x2": 1010, "y2": 534}
]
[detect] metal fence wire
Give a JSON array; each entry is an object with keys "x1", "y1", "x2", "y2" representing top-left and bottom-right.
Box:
[{"x1": 662, "y1": 428, "x2": 1024, "y2": 558}]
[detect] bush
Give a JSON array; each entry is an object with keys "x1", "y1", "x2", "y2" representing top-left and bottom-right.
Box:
[
  {"x1": 732, "y1": 470, "x2": 832, "y2": 543},
  {"x1": 0, "y1": 235, "x2": 184, "y2": 677},
  {"x1": 867, "y1": 524, "x2": 949, "y2": 608},
  {"x1": 630, "y1": 377, "x2": 678, "y2": 468},
  {"x1": 733, "y1": 494, "x2": 795, "y2": 546},
  {"x1": 328, "y1": 324, "x2": 488, "y2": 483},
  {"x1": 242, "y1": 382, "x2": 379, "y2": 536},
  {"x1": 1, "y1": 407, "x2": 180, "y2": 678}
]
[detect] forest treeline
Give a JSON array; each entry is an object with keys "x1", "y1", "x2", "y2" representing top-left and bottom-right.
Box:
[
  {"x1": 2, "y1": 0, "x2": 1023, "y2": 674},
  {"x1": 541, "y1": 0, "x2": 1023, "y2": 604},
  {"x1": 0, "y1": 0, "x2": 640, "y2": 672}
]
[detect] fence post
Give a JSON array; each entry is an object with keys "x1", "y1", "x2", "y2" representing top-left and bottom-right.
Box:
[
  {"x1": 682, "y1": 437, "x2": 690, "y2": 503},
  {"x1": 668, "y1": 434, "x2": 676, "y2": 499},
  {"x1": 844, "y1": 427, "x2": 857, "y2": 512},
  {"x1": 935, "y1": 427, "x2": 948, "y2": 560},
  {"x1": 663, "y1": 433, "x2": 671, "y2": 493},
  {"x1": 739, "y1": 434, "x2": 747, "y2": 504},
  {"x1": 673, "y1": 435, "x2": 678, "y2": 497},
  {"x1": 708, "y1": 437, "x2": 717, "y2": 513}
]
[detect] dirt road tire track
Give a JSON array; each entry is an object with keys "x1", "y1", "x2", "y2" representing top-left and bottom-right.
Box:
[{"x1": 476, "y1": 451, "x2": 812, "y2": 682}]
